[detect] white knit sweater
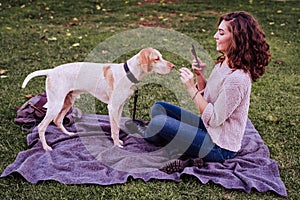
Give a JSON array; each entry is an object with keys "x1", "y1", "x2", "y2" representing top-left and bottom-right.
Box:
[{"x1": 201, "y1": 63, "x2": 252, "y2": 152}]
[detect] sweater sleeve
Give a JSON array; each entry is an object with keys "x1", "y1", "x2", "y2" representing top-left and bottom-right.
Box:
[{"x1": 202, "y1": 72, "x2": 250, "y2": 128}]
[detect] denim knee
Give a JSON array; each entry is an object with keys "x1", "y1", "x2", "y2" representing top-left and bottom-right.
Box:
[
  {"x1": 143, "y1": 115, "x2": 167, "y2": 143},
  {"x1": 151, "y1": 102, "x2": 166, "y2": 118}
]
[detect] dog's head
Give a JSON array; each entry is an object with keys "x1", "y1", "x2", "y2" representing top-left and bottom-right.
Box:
[{"x1": 138, "y1": 48, "x2": 174, "y2": 75}]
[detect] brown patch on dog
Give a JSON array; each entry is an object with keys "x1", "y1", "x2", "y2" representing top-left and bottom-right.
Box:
[
  {"x1": 104, "y1": 66, "x2": 114, "y2": 92},
  {"x1": 54, "y1": 91, "x2": 74, "y2": 126},
  {"x1": 139, "y1": 48, "x2": 156, "y2": 72}
]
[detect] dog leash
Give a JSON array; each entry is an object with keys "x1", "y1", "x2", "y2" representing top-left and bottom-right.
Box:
[
  {"x1": 123, "y1": 62, "x2": 140, "y2": 121},
  {"x1": 123, "y1": 62, "x2": 149, "y2": 133},
  {"x1": 132, "y1": 89, "x2": 139, "y2": 121}
]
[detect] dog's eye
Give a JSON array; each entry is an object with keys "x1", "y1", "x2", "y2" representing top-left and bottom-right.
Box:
[{"x1": 154, "y1": 57, "x2": 160, "y2": 61}]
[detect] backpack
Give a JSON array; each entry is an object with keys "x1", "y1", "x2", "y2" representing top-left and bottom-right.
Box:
[{"x1": 14, "y1": 92, "x2": 75, "y2": 131}]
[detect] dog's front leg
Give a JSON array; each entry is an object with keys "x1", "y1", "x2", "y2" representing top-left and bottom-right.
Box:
[
  {"x1": 107, "y1": 85, "x2": 133, "y2": 148},
  {"x1": 108, "y1": 103, "x2": 125, "y2": 148}
]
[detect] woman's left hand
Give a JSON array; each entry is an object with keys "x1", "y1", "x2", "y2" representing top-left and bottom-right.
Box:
[
  {"x1": 179, "y1": 67, "x2": 195, "y2": 92},
  {"x1": 180, "y1": 67, "x2": 208, "y2": 114}
]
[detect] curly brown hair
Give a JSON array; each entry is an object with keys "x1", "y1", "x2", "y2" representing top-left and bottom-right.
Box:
[{"x1": 217, "y1": 11, "x2": 271, "y2": 82}]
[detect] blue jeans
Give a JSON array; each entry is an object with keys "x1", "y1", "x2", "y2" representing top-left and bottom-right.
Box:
[{"x1": 143, "y1": 101, "x2": 236, "y2": 162}]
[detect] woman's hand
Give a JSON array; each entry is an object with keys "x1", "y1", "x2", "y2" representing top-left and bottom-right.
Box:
[
  {"x1": 179, "y1": 67, "x2": 195, "y2": 92},
  {"x1": 190, "y1": 48, "x2": 207, "y2": 76},
  {"x1": 190, "y1": 48, "x2": 207, "y2": 91},
  {"x1": 179, "y1": 67, "x2": 208, "y2": 114}
]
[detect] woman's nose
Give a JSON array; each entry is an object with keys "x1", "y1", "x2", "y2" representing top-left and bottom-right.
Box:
[{"x1": 214, "y1": 32, "x2": 218, "y2": 39}]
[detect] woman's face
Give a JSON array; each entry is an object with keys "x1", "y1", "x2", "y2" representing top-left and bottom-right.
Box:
[{"x1": 214, "y1": 20, "x2": 233, "y2": 55}]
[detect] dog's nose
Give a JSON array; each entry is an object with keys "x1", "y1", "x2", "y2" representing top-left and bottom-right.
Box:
[{"x1": 168, "y1": 62, "x2": 175, "y2": 69}]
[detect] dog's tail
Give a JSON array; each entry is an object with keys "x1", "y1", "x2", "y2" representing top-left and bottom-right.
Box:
[{"x1": 22, "y1": 69, "x2": 52, "y2": 88}]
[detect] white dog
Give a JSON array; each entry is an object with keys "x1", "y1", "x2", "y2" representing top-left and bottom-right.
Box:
[{"x1": 22, "y1": 48, "x2": 174, "y2": 151}]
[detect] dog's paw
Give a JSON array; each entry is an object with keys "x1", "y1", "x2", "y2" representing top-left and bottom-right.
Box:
[
  {"x1": 114, "y1": 143, "x2": 124, "y2": 148},
  {"x1": 43, "y1": 145, "x2": 53, "y2": 151},
  {"x1": 65, "y1": 131, "x2": 75, "y2": 136},
  {"x1": 113, "y1": 140, "x2": 124, "y2": 148}
]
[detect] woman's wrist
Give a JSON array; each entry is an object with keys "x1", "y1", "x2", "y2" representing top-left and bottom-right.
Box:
[
  {"x1": 188, "y1": 85, "x2": 200, "y2": 100},
  {"x1": 192, "y1": 90, "x2": 200, "y2": 100},
  {"x1": 195, "y1": 72, "x2": 207, "y2": 90}
]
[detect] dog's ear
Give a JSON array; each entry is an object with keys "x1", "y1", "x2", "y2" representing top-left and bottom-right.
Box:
[{"x1": 139, "y1": 48, "x2": 156, "y2": 72}]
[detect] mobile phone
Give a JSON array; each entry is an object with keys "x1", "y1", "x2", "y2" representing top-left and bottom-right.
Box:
[{"x1": 191, "y1": 44, "x2": 201, "y2": 68}]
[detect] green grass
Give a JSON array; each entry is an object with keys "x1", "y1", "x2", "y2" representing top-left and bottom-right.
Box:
[{"x1": 0, "y1": 0, "x2": 299, "y2": 199}]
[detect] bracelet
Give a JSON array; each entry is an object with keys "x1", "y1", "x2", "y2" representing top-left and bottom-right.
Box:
[
  {"x1": 195, "y1": 83, "x2": 205, "y2": 95},
  {"x1": 192, "y1": 90, "x2": 200, "y2": 100}
]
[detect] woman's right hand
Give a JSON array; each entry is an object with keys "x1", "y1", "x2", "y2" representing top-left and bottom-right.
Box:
[
  {"x1": 190, "y1": 49, "x2": 207, "y2": 92},
  {"x1": 190, "y1": 48, "x2": 207, "y2": 76}
]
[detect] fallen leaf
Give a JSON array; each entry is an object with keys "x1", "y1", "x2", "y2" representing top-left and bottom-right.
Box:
[
  {"x1": 289, "y1": 121, "x2": 296, "y2": 126},
  {"x1": 223, "y1": 193, "x2": 232, "y2": 199},
  {"x1": 69, "y1": 43, "x2": 80, "y2": 49},
  {"x1": 266, "y1": 115, "x2": 279, "y2": 123},
  {"x1": 0, "y1": 69, "x2": 7, "y2": 74},
  {"x1": 48, "y1": 37, "x2": 57, "y2": 41},
  {"x1": 65, "y1": 22, "x2": 77, "y2": 27},
  {"x1": 72, "y1": 43, "x2": 80, "y2": 47},
  {"x1": 276, "y1": 60, "x2": 284, "y2": 65},
  {"x1": 96, "y1": 5, "x2": 101, "y2": 10},
  {"x1": 25, "y1": 94, "x2": 34, "y2": 98}
]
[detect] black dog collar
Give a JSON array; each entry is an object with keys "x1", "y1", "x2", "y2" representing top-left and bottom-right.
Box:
[{"x1": 124, "y1": 62, "x2": 139, "y2": 84}]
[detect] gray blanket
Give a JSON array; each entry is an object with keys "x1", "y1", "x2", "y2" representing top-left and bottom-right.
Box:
[{"x1": 1, "y1": 111, "x2": 287, "y2": 196}]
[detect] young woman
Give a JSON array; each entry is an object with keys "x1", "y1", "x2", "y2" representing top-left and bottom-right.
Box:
[{"x1": 142, "y1": 11, "x2": 271, "y2": 173}]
